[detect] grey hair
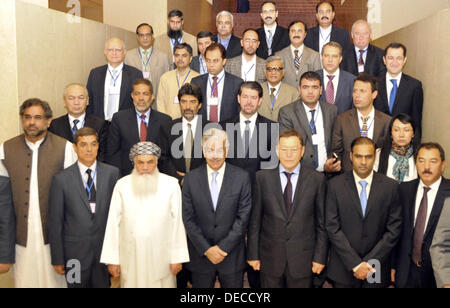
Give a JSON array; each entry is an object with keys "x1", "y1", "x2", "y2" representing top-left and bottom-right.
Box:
[
  {"x1": 216, "y1": 10, "x2": 234, "y2": 26},
  {"x1": 63, "y1": 83, "x2": 88, "y2": 99},
  {"x1": 351, "y1": 19, "x2": 372, "y2": 34},
  {"x1": 202, "y1": 128, "x2": 230, "y2": 151},
  {"x1": 266, "y1": 55, "x2": 285, "y2": 67},
  {"x1": 104, "y1": 37, "x2": 126, "y2": 50}
]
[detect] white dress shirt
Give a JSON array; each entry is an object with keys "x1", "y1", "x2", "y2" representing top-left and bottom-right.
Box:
[
  {"x1": 357, "y1": 107, "x2": 375, "y2": 139},
  {"x1": 354, "y1": 45, "x2": 368, "y2": 73},
  {"x1": 182, "y1": 115, "x2": 200, "y2": 146},
  {"x1": 386, "y1": 72, "x2": 402, "y2": 105},
  {"x1": 207, "y1": 162, "x2": 226, "y2": 194},
  {"x1": 241, "y1": 55, "x2": 257, "y2": 81},
  {"x1": 303, "y1": 102, "x2": 327, "y2": 172},
  {"x1": 323, "y1": 68, "x2": 340, "y2": 101},
  {"x1": 319, "y1": 25, "x2": 332, "y2": 55},
  {"x1": 78, "y1": 160, "x2": 97, "y2": 189},
  {"x1": 68, "y1": 113, "x2": 86, "y2": 131},
  {"x1": 135, "y1": 108, "x2": 151, "y2": 140},
  {"x1": 239, "y1": 112, "x2": 258, "y2": 141},
  {"x1": 279, "y1": 163, "x2": 301, "y2": 203},
  {"x1": 206, "y1": 69, "x2": 225, "y2": 122},
  {"x1": 353, "y1": 170, "x2": 374, "y2": 200},
  {"x1": 414, "y1": 177, "x2": 443, "y2": 231},
  {"x1": 104, "y1": 62, "x2": 124, "y2": 120}
]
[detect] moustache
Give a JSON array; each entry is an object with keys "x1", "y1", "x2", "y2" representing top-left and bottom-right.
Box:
[
  {"x1": 265, "y1": 17, "x2": 272, "y2": 20},
  {"x1": 422, "y1": 170, "x2": 433, "y2": 175},
  {"x1": 321, "y1": 17, "x2": 329, "y2": 20},
  {"x1": 293, "y1": 36, "x2": 301, "y2": 39}
]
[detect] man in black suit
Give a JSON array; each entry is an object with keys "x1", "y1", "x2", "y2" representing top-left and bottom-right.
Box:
[
  {"x1": 191, "y1": 43, "x2": 243, "y2": 124},
  {"x1": 374, "y1": 43, "x2": 424, "y2": 140},
  {"x1": 304, "y1": 1, "x2": 351, "y2": 55},
  {"x1": 49, "y1": 83, "x2": 108, "y2": 161},
  {"x1": 213, "y1": 11, "x2": 242, "y2": 59},
  {"x1": 256, "y1": 1, "x2": 290, "y2": 59},
  {"x1": 106, "y1": 78, "x2": 174, "y2": 177},
  {"x1": 86, "y1": 37, "x2": 143, "y2": 121},
  {"x1": 248, "y1": 129, "x2": 327, "y2": 288},
  {"x1": 49, "y1": 127, "x2": 119, "y2": 288},
  {"x1": 394, "y1": 142, "x2": 450, "y2": 288},
  {"x1": 340, "y1": 20, "x2": 385, "y2": 78},
  {"x1": 0, "y1": 175, "x2": 14, "y2": 274},
  {"x1": 190, "y1": 31, "x2": 213, "y2": 75},
  {"x1": 326, "y1": 137, "x2": 402, "y2": 288},
  {"x1": 182, "y1": 128, "x2": 252, "y2": 288}
]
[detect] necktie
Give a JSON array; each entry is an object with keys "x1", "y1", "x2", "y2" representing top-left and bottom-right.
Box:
[
  {"x1": 244, "y1": 120, "x2": 251, "y2": 158},
  {"x1": 211, "y1": 171, "x2": 219, "y2": 211},
  {"x1": 209, "y1": 76, "x2": 219, "y2": 122},
  {"x1": 270, "y1": 87, "x2": 277, "y2": 108},
  {"x1": 72, "y1": 119, "x2": 80, "y2": 136},
  {"x1": 412, "y1": 186, "x2": 431, "y2": 264},
  {"x1": 184, "y1": 123, "x2": 193, "y2": 172},
  {"x1": 107, "y1": 69, "x2": 120, "y2": 120},
  {"x1": 283, "y1": 172, "x2": 293, "y2": 214},
  {"x1": 142, "y1": 49, "x2": 150, "y2": 71},
  {"x1": 389, "y1": 79, "x2": 398, "y2": 114},
  {"x1": 326, "y1": 75, "x2": 335, "y2": 104},
  {"x1": 86, "y1": 169, "x2": 96, "y2": 203},
  {"x1": 359, "y1": 180, "x2": 368, "y2": 216},
  {"x1": 361, "y1": 116, "x2": 369, "y2": 137},
  {"x1": 358, "y1": 49, "x2": 365, "y2": 66},
  {"x1": 267, "y1": 30, "x2": 273, "y2": 56},
  {"x1": 294, "y1": 50, "x2": 301, "y2": 70},
  {"x1": 310, "y1": 110, "x2": 319, "y2": 169},
  {"x1": 140, "y1": 114, "x2": 147, "y2": 141}
]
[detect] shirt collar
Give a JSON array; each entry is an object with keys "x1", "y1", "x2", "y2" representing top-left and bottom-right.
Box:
[
  {"x1": 355, "y1": 45, "x2": 368, "y2": 53},
  {"x1": 357, "y1": 106, "x2": 375, "y2": 120},
  {"x1": 218, "y1": 35, "x2": 232, "y2": 44},
  {"x1": 303, "y1": 101, "x2": 320, "y2": 113},
  {"x1": 209, "y1": 69, "x2": 225, "y2": 80},
  {"x1": 353, "y1": 170, "x2": 374, "y2": 185},
  {"x1": 324, "y1": 68, "x2": 340, "y2": 79},
  {"x1": 419, "y1": 177, "x2": 442, "y2": 191},
  {"x1": 279, "y1": 162, "x2": 301, "y2": 176},
  {"x1": 139, "y1": 46, "x2": 153, "y2": 54},
  {"x1": 268, "y1": 81, "x2": 282, "y2": 92},
  {"x1": 78, "y1": 160, "x2": 97, "y2": 175},
  {"x1": 182, "y1": 114, "x2": 199, "y2": 129},
  {"x1": 207, "y1": 161, "x2": 226, "y2": 176},
  {"x1": 25, "y1": 136, "x2": 45, "y2": 149},
  {"x1": 135, "y1": 108, "x2": 151, "y2": 119},
  {"x1": 291, "y1": 44, "x2": 304, "y2": 55},
  {"x1": 239, "y1": 112, "x2": 258, "y2": 125},
  {"x1": 319, "y1": 25, "x2": 332, "y2": 35},
  {"x1": 387, "y1": 71, "x2": 402, "y2": 83},
  {"x1": 242, "y1": 54, "x2": 257, "y2": 65},
  {"x1": 68, "y1": 113, "x2": 86, "y2": 127},
  {"x1": 108, "y1": 62, "x2": 124, "y2": 72},
  {"x1": 264, "y1": 23, "x2": 277, "y2": 32}
]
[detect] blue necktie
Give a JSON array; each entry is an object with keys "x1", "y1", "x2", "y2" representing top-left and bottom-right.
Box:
[
  {"x1": 389, "y1": 79, "x2": 398, "y2": 114},
  {"x1": 359, "y1": 180, "x2": 368, "y2": 216},
  {"x1": 309, "y1": 110, "x2": 318, "y2": 169},
  {"x1": 211, "y1": 171, "x2": 219, "y2": 211},
  {"x1": 72, "y1": 119, "x2": 80, "y2": 136}
]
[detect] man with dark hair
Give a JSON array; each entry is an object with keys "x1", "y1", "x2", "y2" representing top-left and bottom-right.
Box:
[
  {"x1": 157, "y1": 43, "x2": 199, "y2": 119},
  {"x1": 213, "y1": 10, "x2": 242, "y2": 59},
  {"x1": 276, "y1": 20, "x2": 321, "y2": 88},
  {"x1": 326, "y1": 136, "x2": 402, "y2": 288},
  {"x1": 304, "y1": 1, "x2": 351, "y2": 54},
  {"x1": 154, "y1": 10, "x2": 198, "y2": 68},
  {"x1": 374, "y1": 42, "x2": 424, "y2": 140},
  {"x1": 191, "y1": 31, "x2": 214, "y2": 74},
  {"x1": 256, "y1": 1, "x2": 290, "y2": 59},
  {"x1": 394, "y1": 142, "x2": 450, "y2": 288},
  {"x1": 49, "y1": 127, "x2": 119, "y2": 288},
  {"x1": 0, "y1": 99, "x2": 77, "y2": 287}
]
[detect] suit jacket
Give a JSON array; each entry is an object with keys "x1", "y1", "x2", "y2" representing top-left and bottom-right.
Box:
[
  {"x1": 430, "y1": 198, "x2": 450, "y2": 288},
  {"x1": 276, "y1": 45, "x2": 322, "y2": 88},
  {"x1": 48, "y1": 162, "x2": 119, "y2": 271},
  {"x1": 105, "y1": 108, "x2": 174, "y2": 177},
  {"x1": 191, "y1": 72, "x2": 243, "y2": 123},
  {"x1": 124, "y1": 47, "x2": 171, "y2": 96},
  {"x1": 213, "y1": 34, "x2": 242, "y2": 59},
  {"x1": 256, "y1": 26, "x2": 290, "y2": 59},
  {"x1": 258, "y1": 81, "x2": 299, "y2": 122},
  {"x1": 220, "y1": 114, "x2": 277, "y2": 186},
  {"x1": 395, "y1": 178, "x2": 450, "y2": 288},
  {"x1": 341, "y1": 44, "x2": 386, "y2": 78},
  {"x1": 190, "y1": 56, "x2": 201, "y2": 73},
  {"x1": 224, "y1": 55, "x2": 266, "y2": 83},
  {"x1": 304, "y1": 25, "x2": 351, "y2": 53},
  {"x1": 326, "y1": 171, "x2": 402, "y2": 286},
  {"x1": 86, "y1": 64, "x2": 143, "y2": 120},
  {"x1": 248, "y1": 166, "x2": 328, "y2": 279},
  {"x1": 317, "y1": 69, "x2": 356, "y2": 114},
  {"x1": 182, "y1": 163, "x2": 252, "y2": 274},
  {"x1": 0, "y1": 176, "x2": 15, "y2": 264},
  {"x1": 331, "y1": 108, "x2": 391, "y2": 172},
  {"x1": 278, "y1": 100, "x2": 338, "y2": 169},
  {"x1": 153, "y1": 31, "x2": 198, "y2": 67},
  {"x1": 49, "y1": 113, "x2": 109, "y2": 161},
  {"x1": 374, "y1": 73, "x2": 424, "y2": 139}
]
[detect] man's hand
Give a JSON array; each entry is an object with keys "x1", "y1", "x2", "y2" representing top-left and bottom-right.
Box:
[
  {"x1": 108, "y1": 264, "x2": 121, "y2": 278},
  {"x1": 0, "y1": 264, "x2": 12, "y2": 274},
  {"x1": 391, "y1": 269, "x2": 396, "y2": 284},
  {"x1": 170, "y1": 263, "x2": 182, "y2": 276},
  {"x1": 247, "y1": 260, "x2": 261, "y2": 271},
  {"x1": 324, "y1": 158, "x2": 341, "y2": 173},
  {"x1": 312, "y1": 262, "x2": 325, "y2": 275},
  {"x1": 53, "y1": 265, "x2": 65, "y2": 275},
  {"x1": 443, "y1": 285, "x2": 450, "y2": 288},
  {"x1": 205, "y1": 246, "x2": 228, "y2": 265},
  {"x1": 177, "y1": 171, "x2": 186, "y2": 186},
  {"x1": 353, "y1": 262, "x2": 375, "y2": 280}
]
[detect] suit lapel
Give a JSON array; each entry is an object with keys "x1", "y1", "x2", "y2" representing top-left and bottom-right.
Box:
[
  {"x1": 345, "y1": 172, "x2": 364, "y2": 218},
  {"x1": 62, "y1": 114, "x2": 74, "y2": 141},
  {"x1": 364, "y1": 173, "x2": 380, "y2": 217},
  {"x1": 424, "y1": 179, "x2": 450, "y2": 240},
  {"x1": 312, "y1": 28, "x2": 320, "y2": 52},
  {"x1": 215, "y1": 164, "x2": 232, "y2": 212},
  {"x1": 319, "y1": 102, "x2": 332, "y2": 152},
  {"x1": 272, "y1": 167, "x2": 289, "y2": 219},
  {"x1": 294, "y1": 101, "x2": 312, "y2": 138},
  {"x1": 235, "y1": 57, "x2": 242, "y2": 77},
  {"x1": 95, "y1": 163, "x2": 106, "y2": 213},
  {"x1": 364, "y1": 45, "x2": 375, "y2": 73},
  {"x1": 289, "y1": 167, "x2": 308, "y2": 220},
  {"x1": 72, "y1": 163, "x2": 92, "y2": 214},
  {"x1": 335, "y1": 71, "x2": 346, "y2": 105},
  {"x1": 118, "y1": 65, "x2": 129, "y2": 109},
  {"x1": 372, "y1": 110, "x2": 384, "y2": 144},
  {"x1": 349, "y1": 109, "x2": 361, "y2": 140},
  {"x1": 127, "y1": 109, "x2": 140, "y2": 142},
  {"x1": 200, "y1": 165, "x2": 215, "y2": 212},
  {"x1": 392, "y1": 75, "x2": 407, "y2": 114},
  {"x1": 147, "y1": 111, "x2": 160, "y2": 141}
]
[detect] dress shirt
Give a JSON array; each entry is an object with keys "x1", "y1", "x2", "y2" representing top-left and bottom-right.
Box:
[
  {"x1": 239, "y1": 112, "x2": 258, "y2": 141},
  {"x1": 303, "y1": 102, "x2": 327, "y2": 172},
  {"x1": 135, "y1": 108, "x2": 151, "y2": 140},
  {"x1": 68, "y1": 113, "x2": 86, "y2": 131},
  {"x1": 354, "y1": 45, "x2": 368, "y2": 64},
  {"x1": 241, "y1": 55, "x2": 257, "y2": 81},
  {"x1": 198, "y1": 55, "x2": 208, "y2": 75},
  {"x1": 182, "y1": 115, "x2": 200, "y2": 146},
  {"x1": 218, "y1": 35, "x2": 232, "y2": 50},
  {"x1": 323, "y1": 68, "x2": 340, "y2": 101},
  {"x1": 138, "y1": 46, "x2": 153, "y2": 72},
  {"x1": 279, "y1": 163, "x2": 301, "y2": 203},
  {"x1": 104, "y1": 62, "x2": 124, "y2": 120},
  {"x1": 290, "y1": 44, "x2": 305, "y2": 65},
  {"x1": 207, "y1": 162, "x2": 226, "y2": 194},
  {"x1": 319, "y1": 25, "x2": 332, "y2": 55},
  {"x1": 414, "y1": 177, "x2": 443, "y2": 231},
  {"x1": 386, "y1": 72, "x2": 402, "y2": 106},
  {"x1": 353, "y1": 170, "x2": 374, "y2": 200},
  {"x1": 264, "y1": 24, "x2": 277, "y2": 46},
  {"x1": 78, "y1": 160, "x2": 97, "y2": 189},
  {"x1": 206, "y1": 69, "x2": 225, "y2": 122},
  {"x1": 357, "y1": 107, "x2": 375, "y2": 139}
]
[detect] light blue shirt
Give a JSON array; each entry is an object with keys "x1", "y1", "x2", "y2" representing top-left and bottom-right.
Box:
[
  {"x1": 279, "y1": 163, "x2": 301, "y2": 203},
  {"x1": 218, "y1": 35, "x2": 232, "y2": 50}
]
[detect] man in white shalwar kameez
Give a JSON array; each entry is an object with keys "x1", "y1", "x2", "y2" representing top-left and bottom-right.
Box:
[{"x1": 100, "y1": 141, "x2": 189, "y2": 288}]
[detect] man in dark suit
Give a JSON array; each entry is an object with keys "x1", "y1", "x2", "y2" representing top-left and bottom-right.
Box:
[
  {"x1": 106, "y1": 78, "x2": 174, "y2": 177},
  {"x1": 49, "y1": 83, "x2": 108, "y2": 161},
  {"x1": 332, "y1": 73, "x2": 391, "y2": 172},
  {"x1": 256, "y1": 1, "x2": 290, "y2": 59},
  {"x1": 326, "y1": 137, "x2": 402, "y2": 288},
  {"x1": 0, "y1": 175, "x2": 14, "y2": 274},
  {"x1": 374, "y1": 43, "x2": 424, "y2": 139},
  {"x1": 191, "y1": 43, "x2": 243, "y2": 124},
  {"x1": 304, "y1": 1, "x2": 351, "y2": 54},
  {"x1": 190, "y1": 31, "x2": 213, "y2": 75},
  {"x1": 394, "y1": 142, "x2": 450, "y2": 288},
  {"x1": 49, "y1": 127, "x2": 120, "y2": 288},
  {"x1": 247, "y1": 129, "x2": 327, "y2": 288},
  {"x1": 86, "y1": 37, "x2": 143, "y2": 121},
  {"x1": 182, "y1": 128, "x2": 252, "y2": 288},
  {"x1": 316, "y1": 42, "x2": 356, "y2": 114},
  {"x1": 213, "y1": 11, "x2": 242, "y2": 59},
  {"x1": 340, "y1": 20, "x2": 385, "y2": 78},
  {"x1": 279, "y1": 71, "x2": 340, "y2": 173}
]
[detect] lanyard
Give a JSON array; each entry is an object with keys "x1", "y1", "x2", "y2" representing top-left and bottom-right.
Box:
[
  {"x1": 170, "y1": 37, "x2": 182, "y2": 50},
  {"x1": 176, "y1": 70, "x2": 192, "y2": 89},
  {"x1": 360, "y1": 116, "x2": 374, "y2": 137},
  {"x1": 83, "y1": 167, "x2": 97, "y2": 201},
  {"x1": 243, "y1": 64, "x2": 255, "y2": 81},
  {"x1": 267, "y1": 84, "x2": 281, "y2": 108},
  {"x1": 309, "y1": 107, "x2": 320, "y2": 132},
  {"x1": 108, "y1": 68, "x2": 122, "y2": 87},
  {"x1": 199, "y1": 56, "x2": 207, "y2": 74},
  {"x1": 209, "y1": 74, "x2": 225, "y2": 97},
  {"x1": 138, "y1": 48, "x2": 153, "y2": 69},
  {"x1": 319, "y1": 29, "x2": 332, "y2": 43}
]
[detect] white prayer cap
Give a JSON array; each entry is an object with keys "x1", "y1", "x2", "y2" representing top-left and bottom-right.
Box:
[{"x1": 129, "y1": 141, "x2": 161, "y2": 162}]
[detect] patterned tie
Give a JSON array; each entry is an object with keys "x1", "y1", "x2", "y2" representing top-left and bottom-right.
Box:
[
  {"x1": 139, "y1": 114, "x2": 147, "y2": 141},
  {"x1": 270, "y1": 87, "x2": 277, "y2": 109},
  {"x1": 358, "y1": 49, "x2": 365, "y2": 66},
  {"x1": 309, "y1": 110, "x2": 319, "y2": 169},
  {"x1": 389, "y1": 79, "x2": 398, "y2": 114},
  {"x1": 72, "y1": 119, "x2": 80, "y2": 136},
  {"x1": 211, "y1": 171, "x2": 219, "y2": 211},
  {"x1": 361, "y1": 116, "x2": 369, "y2": 137},
  {"x1": 326, "y1": 75, "x2": 335, "y2": 104},
  {"x1": 142, "y1": 49, "x2": 150, "y2": 72},
  {"x1": 244, "y1": 120, "x2": 251, "y2": 158},
  {"x1": 412, "y1": 186, "x2": 431, "y2": 265},
  {"x1": 283, "y1": 172, "x2": 293, "y2": 214},
  {"x1": 209, "y1": 76, "x2": 219, "y2": 122},
  {"x1": 267, "y1": 30, "x2": 273, "y2": 56},
  {"x1": 294, "y1": 50, "x2": 301, "y2": 70},
  {"x1": 359, "y1": 180, "x2": 368, "y2": 216},
  {"x1": 86, "y1": 169, "x2": 96, "y2": 203},
  {"x1": 184, "y1": 123, "x2": 193, "y2": 172}
]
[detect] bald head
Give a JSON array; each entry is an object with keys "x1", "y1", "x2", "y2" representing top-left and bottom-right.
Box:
[
  {"x1": 104, "y1": 37, "x2": 126, "y2": 67},
  {"x1": 63, "y1": 83, "x2": 89, "y2": 117}
]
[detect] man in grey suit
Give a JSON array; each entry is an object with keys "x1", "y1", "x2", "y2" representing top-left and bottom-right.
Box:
[
  {"x1": 225, "y1": 29, "x2": 266, "y2": 83},
  {"x1": 182, "y1": 128, "x2": 252, "y2": 288},
  {"x1": 316, "y1": 42, "x2": 356, "y2": 114},
  {"x1": 279, "y1": 71, "x2": 340, "y2": 173},
  {"x1": 332, "y1": 73, "x2": 391, "y2": 172},
  {"x1": 431, "y1": 198, "x2": 450, "y2": 288},
  {"x1": 276, "y1": 20, "x2": 321, "y2": 88},
  {"x1": 125, "y1": 23, "x2": 171, "y2": 97},
  {"x1": 0, "y1": 176, "x2": 14, "y2": 274},
  {"x1": 49, "y1": 127, "x2": 120, "y2": 288}
]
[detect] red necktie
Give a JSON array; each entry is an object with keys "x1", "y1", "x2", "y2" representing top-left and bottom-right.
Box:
[
  {"x1": 326, "y1": 75, "x2": 335, "y2": 104},
  {"x1": 140, "y1": 114, "x2": 147, "y2": 141},
  {"x1": 210, "y1": 76, "x2": 219, "y2": 123}
]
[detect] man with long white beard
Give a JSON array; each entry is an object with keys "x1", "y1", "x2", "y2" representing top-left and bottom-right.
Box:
[{"x1": 100, "y1": 141, "x2": 189, "y2": 288}]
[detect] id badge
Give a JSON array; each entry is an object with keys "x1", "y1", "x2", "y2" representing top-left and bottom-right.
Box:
[
  {"x1": 209, "y1": 96, "x2": 219, "y2": 106},
  {"x1": 311, "y1": 134, "x2": 320, "y2": 145},
  {"x1": 90, "y1": 202, "x2": 96, "y2": 214},
  {"x1": 173, "y1": 96, "x2": 179, "y2": 104},
  {"x1": 358, "y1": 64, "x2": 365, "y2": 73},
  {"x1": 143, "y1": 72, "x2": 150, "y2": 79}
]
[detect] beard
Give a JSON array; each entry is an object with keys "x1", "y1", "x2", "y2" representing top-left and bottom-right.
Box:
[
  {"x1": 130, "y1": 168, "x2": 159, "y2": 197},
  {"x1": 168, "y1": 29, "x2": 182, "y2": 40}
]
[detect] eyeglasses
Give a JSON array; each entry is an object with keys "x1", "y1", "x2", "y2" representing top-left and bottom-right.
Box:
[
  {"x1": 217, "y1": 21, "x2": 232, "y2": 26},
  {"x1": 106, "y1": 48, "x2": 124, "y2": 54},
  {"x1": 266, "y1": 67, "x2": 284, "y2": 72},
  {"x1": 138, "y1": 33, "x2": 152, "y2": 38},
  {"x1": 243, "y1": 39, "x2": 259, "y2": 44}
]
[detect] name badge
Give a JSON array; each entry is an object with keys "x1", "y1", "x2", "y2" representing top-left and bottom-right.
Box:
[
  {"x1": 358, "y1": 64, "x2": 365, "y2": 73},
  {"x1": 209, "y1": 96, "x2": 219, "y2": 106},
  {"x1": 311, "y1": 134, "x2": 320, "y2": 145},
  {"x1": 143, "y1": 72, "x2": 150, "y2": 79},
  {"x1": 173, "y1": 96, "x2": 179, "y2": 104},
  {"x1": 90, "y1": 202, "x2": 96, "y2": 214}
]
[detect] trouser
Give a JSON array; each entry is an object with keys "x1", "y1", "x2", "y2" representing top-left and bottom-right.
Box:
[
  {"x1": 191, "y1": 270, "x2": 244, "y2": 288},
  {"x1": 404, "y1": 262, "x2": 437, "y2": 288},
  {"x1": 260, "y1": 263, "x2": 312, "y2": 288},
  {"x1": 66, "y1": 261, "x2": 109, "y2": 288}
]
